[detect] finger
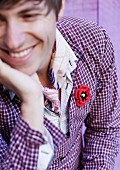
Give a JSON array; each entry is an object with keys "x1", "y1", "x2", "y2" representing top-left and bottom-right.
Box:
[
  {"x1": 0, "y1": 60, "x2": 29, "y2": 90},
  {"x1": 0, "y1": 59, "x2": 41, "y2": 99}
]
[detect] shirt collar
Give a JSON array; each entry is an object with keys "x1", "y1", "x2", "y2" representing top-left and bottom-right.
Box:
[
  {"x1": 56, "y1": 29, "x2": 78, "y2": 83},
  {"x1": 49, "y1": 29, "x2": 78, "y2": 89}
]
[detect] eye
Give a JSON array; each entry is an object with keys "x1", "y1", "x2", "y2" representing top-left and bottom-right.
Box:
[{"x1": 22, "y1": 13, "x2": 40, "y2": 21}]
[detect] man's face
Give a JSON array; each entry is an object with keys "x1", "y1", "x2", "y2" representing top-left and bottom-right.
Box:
[{"x1": 0, "y1": 1, "x2": 57, "y2": 76}]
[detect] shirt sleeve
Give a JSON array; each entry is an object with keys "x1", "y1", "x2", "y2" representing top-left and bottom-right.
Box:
[
  {"x1": 37, "y1": 127, "x2": 54, "y2": 170},
  {"x1": 81, "y1": 30, "x2": 120, "y2": 169},
  {"x1": 0, "y1": 115, "x2": 47, "y2": 170}
]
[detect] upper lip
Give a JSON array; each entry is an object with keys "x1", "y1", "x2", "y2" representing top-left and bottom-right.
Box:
[{"x1": 0, "y1": 44, "x2": 37, "y2": 55}]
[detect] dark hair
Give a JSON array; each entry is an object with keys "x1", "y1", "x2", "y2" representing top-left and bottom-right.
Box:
[{"x1": 0, "y1": 0, "x2": 62, "y2": 19}]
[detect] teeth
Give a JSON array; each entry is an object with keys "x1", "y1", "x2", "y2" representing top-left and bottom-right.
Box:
[{"x1": 10, "y1": 48, "x2": 32, "y2": 58}]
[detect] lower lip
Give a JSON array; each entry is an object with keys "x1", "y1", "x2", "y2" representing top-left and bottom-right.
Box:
[{"x1": 3, "y1": 47, "x2": 35, "y2": 65}]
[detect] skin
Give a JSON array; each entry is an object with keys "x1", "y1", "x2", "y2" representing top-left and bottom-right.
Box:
[{"x1": 0, "y1": 0, "x2": 64, "y2": 134}]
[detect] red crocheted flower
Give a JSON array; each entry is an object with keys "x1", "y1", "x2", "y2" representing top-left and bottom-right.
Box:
[{"x1": 74, "y1": 85, "x2": 91, "y2": 107}]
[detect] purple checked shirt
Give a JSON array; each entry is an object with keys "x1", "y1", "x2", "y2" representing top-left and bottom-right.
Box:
[{"x1": 0, "y1": 17, "x2": 120, "y2": 170}]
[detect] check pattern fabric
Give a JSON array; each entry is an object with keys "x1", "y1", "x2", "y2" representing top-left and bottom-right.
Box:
[{"x1": 0, "y1": 17, "x2": 120, "y2": 170}]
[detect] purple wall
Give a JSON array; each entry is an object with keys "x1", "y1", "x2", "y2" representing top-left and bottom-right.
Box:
[
  {"x1": 64, "y1": 1, "x2": 120, "y2": 169},
  {"x1": 64, "y1": 0, "x2": 120, "y2": 95}
]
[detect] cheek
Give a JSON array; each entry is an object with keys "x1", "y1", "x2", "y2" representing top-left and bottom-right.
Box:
[{"x1": 29, "y1": 19, "x2": 56, "y2": 41}]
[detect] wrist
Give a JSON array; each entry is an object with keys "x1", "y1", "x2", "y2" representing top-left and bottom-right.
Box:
[{"x1": 21, "y1": 99, "x2": 44, "y2": 133}]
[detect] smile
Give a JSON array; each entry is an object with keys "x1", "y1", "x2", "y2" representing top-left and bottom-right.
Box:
[
  {"x1": 9, "y1": 48, "x2": 33, "y2": 58},
  {"x1": 0, "y1": 45, "x2": 36, "y2": 65}
]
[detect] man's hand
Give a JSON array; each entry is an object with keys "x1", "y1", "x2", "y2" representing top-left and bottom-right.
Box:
[{"x1": 0, "y1": 59, "x2": 44, "y2": 133}]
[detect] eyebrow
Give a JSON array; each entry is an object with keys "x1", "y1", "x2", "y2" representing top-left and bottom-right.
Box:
[{"x1": 18, "y1": 7, "x2": 43, "y2": 14}]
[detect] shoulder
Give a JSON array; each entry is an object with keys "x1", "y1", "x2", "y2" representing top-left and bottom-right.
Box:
[
  {"x1": 57, "y1": 17, "x2": 114, "y2": 72},
  {"x1": 57, "y1": 17, "x2": 104, "y2": 39},
  {"x1": 57, "y1": 16, "x2": 109, "y2": 51}
]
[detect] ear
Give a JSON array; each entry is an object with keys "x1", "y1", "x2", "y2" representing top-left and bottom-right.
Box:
[{"x1": 58, "y1": 0, "x2": 65, "y2": 20}]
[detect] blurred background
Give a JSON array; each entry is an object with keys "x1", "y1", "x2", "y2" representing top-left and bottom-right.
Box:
[{"x1": 64, "y1": 0, "x2": 120, "y2": 169}]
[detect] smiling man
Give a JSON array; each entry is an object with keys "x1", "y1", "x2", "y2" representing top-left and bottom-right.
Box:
[{"x1": 0, "y1": 0, "x2": 119, "y2": 170}]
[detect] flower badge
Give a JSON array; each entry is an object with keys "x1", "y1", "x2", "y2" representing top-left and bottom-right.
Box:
[{"x1": 74, "y1": 85, "x2": 91, "y2": 107}]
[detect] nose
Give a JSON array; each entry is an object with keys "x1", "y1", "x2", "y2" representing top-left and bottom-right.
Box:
[{"x1": 4, "y1": 20, "x2": 24, "y2": 51}]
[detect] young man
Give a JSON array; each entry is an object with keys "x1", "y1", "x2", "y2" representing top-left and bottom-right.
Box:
[{"x1": 0, "y1": 0, "x2": 119, "y2": 169}]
